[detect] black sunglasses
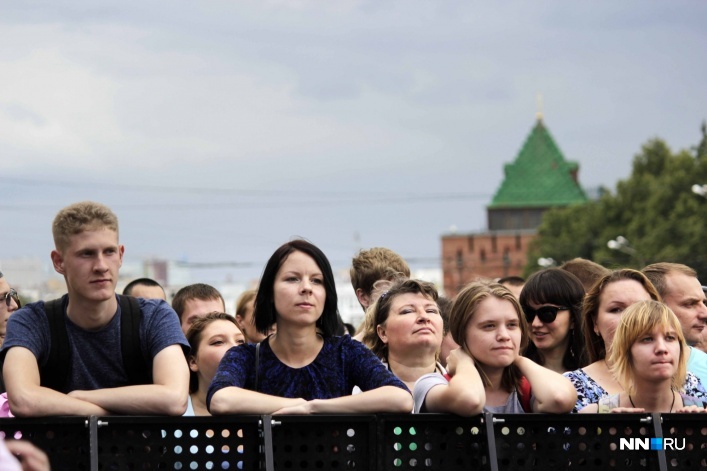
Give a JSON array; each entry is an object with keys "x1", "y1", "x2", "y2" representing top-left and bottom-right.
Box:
[
  {"x1": 4, "y1": 288, "x2": 21, "y2": 309},
  {"x1": 524, "y1": 305, "x2": 568, "y2": 324}
]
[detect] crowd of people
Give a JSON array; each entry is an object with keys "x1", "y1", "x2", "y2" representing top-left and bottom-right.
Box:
[{"x1": 1, "y1": 200, "x2": 706, "y2": 468}]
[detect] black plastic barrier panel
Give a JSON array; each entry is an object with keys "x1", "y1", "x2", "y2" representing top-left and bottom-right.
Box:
[
  {"x1": 377, "y1": 413, "x2": 490, "y2": 470},
  {"x1": 660, "y1": 413, "x2": 707, "y2": 470},
  {"x1": 93, "y1": 416, "x2": 262, "y2": 470},
  {"x1": 0, "y1": 416, "x2": 90, "y2": 471},
  {"x1": 490, "y1": 413, "x2": 663, "y2": 470},
  {"x1": 1, "y1": 413, "x2": 705, "y2": 471}
]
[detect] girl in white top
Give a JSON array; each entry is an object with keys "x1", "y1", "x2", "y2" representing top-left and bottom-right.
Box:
[
  {"x1": 185, "y1": 312, "x2": 246, "y2": 416},
  {"x1": 416, "y1": 281, "x2": 576, "y2": 414}
]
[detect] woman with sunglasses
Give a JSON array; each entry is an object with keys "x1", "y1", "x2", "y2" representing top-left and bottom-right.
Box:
[
  {"x1": 519, "y1": 268, "x2": 587, "y2": 374},
  {"x1": 564, "y1": 269, "x2": 706, "y2": 412}
]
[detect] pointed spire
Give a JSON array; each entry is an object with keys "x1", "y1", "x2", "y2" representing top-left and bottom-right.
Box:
[
  {"x1": 536, "y1": 93, "x2": 543, "y2": 121},
  {"x1": 488, "y1": 118, "x2": 587, "y2": 210}
]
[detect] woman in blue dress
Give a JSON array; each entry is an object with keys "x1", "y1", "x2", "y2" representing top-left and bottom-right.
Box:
[{"x1": 207, "y1": 239, "x2": 412, "y2": 415}]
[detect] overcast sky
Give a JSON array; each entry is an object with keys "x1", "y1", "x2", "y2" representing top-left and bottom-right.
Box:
[{"x1": 2, "y1": 0, "x2": 706, "y2": 285}]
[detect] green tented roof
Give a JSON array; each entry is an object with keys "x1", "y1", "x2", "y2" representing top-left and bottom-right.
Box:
[{"x1": 488, "y1": 119, "x2": 587, "y2": 208}]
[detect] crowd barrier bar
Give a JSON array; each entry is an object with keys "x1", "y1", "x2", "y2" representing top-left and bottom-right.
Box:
[{"x1": 1, "y1": 413, "x2": 705, "y2": 471}]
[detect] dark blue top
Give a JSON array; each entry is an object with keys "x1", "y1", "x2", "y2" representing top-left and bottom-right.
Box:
[
  {"x1": 207, "y1": 335, "x2": 409, "y2": 409},
  {"x1": 1, "y1": 295, "x2": 188, "y2": 393}
]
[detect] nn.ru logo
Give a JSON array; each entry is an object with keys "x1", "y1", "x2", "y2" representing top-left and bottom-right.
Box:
[{"x1": 619, "y1": 438, "x2": 686, "y2": 451}]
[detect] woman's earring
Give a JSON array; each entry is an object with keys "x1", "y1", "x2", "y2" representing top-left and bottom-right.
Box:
[{"x1": 569, "y1": 330, "x2": 576, "y2": 358}]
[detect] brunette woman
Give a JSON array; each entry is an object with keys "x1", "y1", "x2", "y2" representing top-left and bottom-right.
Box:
[
  {"x1": 207, "y1": 240, "x2": 412, "y2": 415},
  {"x1": 519, "y1": 268, "x2": 587, "y2": 374},
  {"x1": 185, "y1": 312, "x2": 246, "y2": 416}
]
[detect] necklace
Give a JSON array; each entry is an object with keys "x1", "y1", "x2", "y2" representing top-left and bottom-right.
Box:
[{"x1": 628, "y1": 390, "x2": 675, "y2": 412}]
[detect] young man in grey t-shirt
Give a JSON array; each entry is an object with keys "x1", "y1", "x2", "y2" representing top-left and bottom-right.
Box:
[{"x1": 1, "y1": 201, "x2": 189, "y2": 416}]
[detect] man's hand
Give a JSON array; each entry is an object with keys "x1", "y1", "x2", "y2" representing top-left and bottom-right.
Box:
[
  {"x1": 66, "y1": 391, "x2": 111, "y2": 415},
  {"x1": 272, "y1": 399, "x2": 310, "y2": 415}
]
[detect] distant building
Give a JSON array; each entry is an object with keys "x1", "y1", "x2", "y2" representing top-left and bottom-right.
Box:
[
  {"x1": 0, "y1": 257, "x2": 45, "y2": 290},
  {"x1": 442, "y1": 117, "x2": 587, "y2": 296}
]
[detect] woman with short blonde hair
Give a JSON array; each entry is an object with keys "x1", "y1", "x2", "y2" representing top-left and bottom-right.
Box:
[
  {"x1": 581, "y1": 300, "x2": 704, "y2": 413},
  {"x1": 565, "y1": 269, "x2": 706, "y2": 412}
]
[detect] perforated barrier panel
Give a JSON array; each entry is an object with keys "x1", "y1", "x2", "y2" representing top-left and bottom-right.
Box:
[
  {"x1": 1, "y1": 414, "x2": 705, "y2": 470},
  {"x1": 94, "y1": 416, "x2": 262, "y2": 470},
  {"x1": 268, "y1": 414, "x2": 375, "y2": 470},
  {"x1": 377, "y1": 414, "x2": 490, "y2": 470},
  {"x1": 0, "y1": 417, "x2": 90, "y2": 471},
  {"x1": 661, "y1": 413, "x2": 707, "y2": 470},
  {"x1": 491, "y1": 413, "x2": 662, "y2": 470}
]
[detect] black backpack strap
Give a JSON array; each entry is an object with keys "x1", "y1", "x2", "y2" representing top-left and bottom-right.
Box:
[
  {"x1": 118, "y1": 295, "x2": 151, "y2": 385},
  {"x1": 42, "y1": 297, "x2": 71, "y2": 391}
]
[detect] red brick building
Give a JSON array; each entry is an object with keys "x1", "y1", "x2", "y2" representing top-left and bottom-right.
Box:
[{"x1": 441, "y1": 117, "x2": 587, "y2": 296}]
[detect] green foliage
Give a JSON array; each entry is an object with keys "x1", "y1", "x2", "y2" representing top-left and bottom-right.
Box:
[{"x1": 528, "y1": 125, "x2": 707, "y2": 280}]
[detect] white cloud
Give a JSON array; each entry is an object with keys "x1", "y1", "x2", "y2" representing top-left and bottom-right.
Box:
[{"x1": 1, "y1": 0, "x2": 706, "y2": 276}]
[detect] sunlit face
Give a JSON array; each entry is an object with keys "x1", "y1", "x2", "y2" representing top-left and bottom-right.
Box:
[
  {"x1": 528, "y1": 302, "x2": 572, "y2": 354},
  {"x1": 51, "y1": 228, "x2": 124, "y2": 304},
  {"x1": 181, "y1": 298, "x2": 226, "y2": 334},
  {"x1": 273, "y1": 251, "x2": 326, "y2": 327},
  {"x1": 465, "y1": 296, "x2": 522, "y2": 370},
  {"x1": 189, "y1": 320, "x2": 245, "y2": 387},
  {"x1": 595, "y1": 279, "x2": 652, "y2": 353},
  {"x1": 376, "y1": 292, "x2": 443, "y2": 358},
  {"x1": 630, "y1": 326, "x2": 681, "y2": 383},
  {"x1": 662, "y1": 273, "x2": 707, "y2": 346}
]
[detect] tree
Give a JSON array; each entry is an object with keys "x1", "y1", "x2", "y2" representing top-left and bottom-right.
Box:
[{"x1": 527, "y1": 124, "x2": 707, "y2": 280}]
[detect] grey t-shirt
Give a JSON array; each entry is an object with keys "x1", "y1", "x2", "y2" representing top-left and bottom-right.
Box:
[
  {"x1": 413, "y1": 373, "x2": 533, "y2": 414},
  {"x1": 1, "y1": 295, "x2": 188, "y2": 393}
]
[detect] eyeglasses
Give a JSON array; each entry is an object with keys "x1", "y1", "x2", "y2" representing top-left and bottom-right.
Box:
[
  {"x1": 524, "y1": 305, "x2": 568, "y2": 324},
  {"x1": 3, "y1": 288, "x2": 21, "y2": 309}
]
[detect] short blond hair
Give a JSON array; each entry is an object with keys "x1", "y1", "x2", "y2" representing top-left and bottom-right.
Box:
[
  {"x1": 52, "y1": 201, "x2": 119, "y2": 252},
  {"x1": 609, "y1": 300, "x2": 687, "y2": 396},
  {"x1": 350, "y1": 247, "x2": 410, "y2": 297}
]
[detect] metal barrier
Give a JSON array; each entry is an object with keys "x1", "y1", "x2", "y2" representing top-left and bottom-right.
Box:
[{"x1": 1, "y1": 414, "x2": 705, "y2": 471}]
